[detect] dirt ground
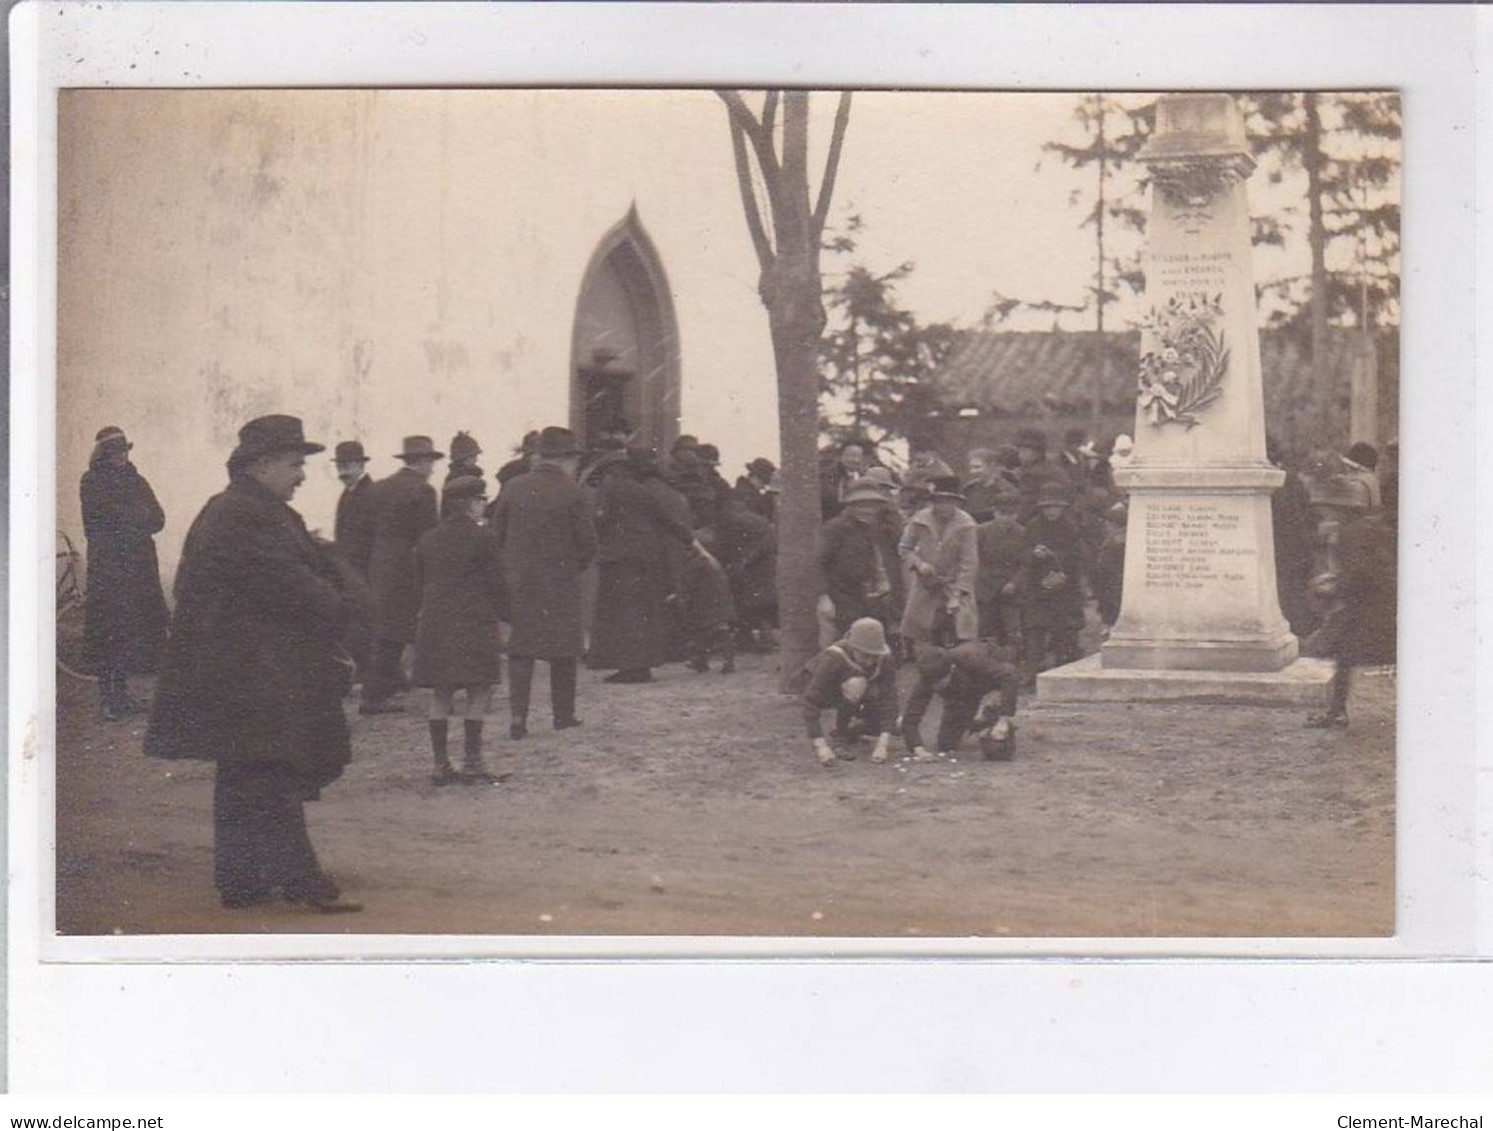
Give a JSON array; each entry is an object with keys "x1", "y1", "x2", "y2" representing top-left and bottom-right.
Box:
[{"x1": 54, "y1": 648, "x2": 1395, "y2": 939}]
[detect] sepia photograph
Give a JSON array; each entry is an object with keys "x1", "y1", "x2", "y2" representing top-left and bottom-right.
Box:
[{"x1": 51, "y1": 84, "x2": 1401, "y2": 939}]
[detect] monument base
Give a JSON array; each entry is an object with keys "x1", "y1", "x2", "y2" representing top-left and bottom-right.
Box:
[
  {"x1": 1100, "y1": 627, "x2": 1299, "y2": 672},
  {"x1": 1037, "y1": 653, "x2": 1334, "y2": 707}
]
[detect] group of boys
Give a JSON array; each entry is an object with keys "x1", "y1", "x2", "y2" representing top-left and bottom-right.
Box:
[{"x1": 803, "y1": 425, "x2": 1131, "y2": 768}]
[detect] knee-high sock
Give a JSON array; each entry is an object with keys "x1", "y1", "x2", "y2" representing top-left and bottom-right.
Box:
[{"x1": 509, "y1": 655, "x2": 535, "y2": 720}]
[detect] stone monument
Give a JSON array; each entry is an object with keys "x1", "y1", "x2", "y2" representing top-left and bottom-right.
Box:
[{"x1": 1039, "y1": 93, "x2": 1332, "y2": 704}]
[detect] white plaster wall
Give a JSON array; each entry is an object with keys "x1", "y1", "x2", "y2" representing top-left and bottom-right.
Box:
[{"x1": 58, "y1": 88, "x2": 778, "y2": 582}]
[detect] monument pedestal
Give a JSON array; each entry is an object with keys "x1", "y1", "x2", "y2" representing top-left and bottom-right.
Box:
[{"x1": 1039, "y1": 654, "x2": 1333, "y2": 706}]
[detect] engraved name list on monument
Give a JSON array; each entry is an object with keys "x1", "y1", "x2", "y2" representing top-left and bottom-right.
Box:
[{"x1": 1141, "y1": 501, "x2": 1255, "y2": 591}]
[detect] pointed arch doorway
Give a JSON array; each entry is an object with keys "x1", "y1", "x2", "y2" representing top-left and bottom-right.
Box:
[{"x1": 570, "y1": 206, "x2": 682, "y2": 452}]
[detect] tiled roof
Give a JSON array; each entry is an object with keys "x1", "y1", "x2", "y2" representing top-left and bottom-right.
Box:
[{"x1": 932, "y1": 327, "x2": 1393, "y2": 420}]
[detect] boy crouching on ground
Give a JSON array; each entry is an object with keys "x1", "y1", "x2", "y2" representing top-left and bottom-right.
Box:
[
  {"x1": 801, "y1": 617, "x2": 899, "y2": 767},
  {"x1": 900, "y1": 639, "x2": 1020, "y2": 763}
]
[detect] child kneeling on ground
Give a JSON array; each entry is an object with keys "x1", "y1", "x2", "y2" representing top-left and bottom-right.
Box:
[
  {"x1": 800, "y1": 617, "x2": 899, "y2": 767},
  {"x1": 900, "y1": 639, "x2": 1020, "y2": 763}
]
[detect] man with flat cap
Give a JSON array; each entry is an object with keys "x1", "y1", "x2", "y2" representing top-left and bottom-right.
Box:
[
  {"x1": 145, "y1": 414, "x2": 361, "y2": 912},
  {"x1": 488, "y1": 425, "x2": 598, "y2": 737},
  {"x1": 79, "y1": 425, "x2": 169, "y2": 721},
  {"x1": 362, "y1": 435, "x2": 443, "y2": 714}
]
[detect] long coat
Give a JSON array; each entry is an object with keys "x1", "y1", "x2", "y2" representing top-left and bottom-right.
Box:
[
  {"x1": 1318, "y1": 512, "x2": 1397, "y2": 665},
  {"x1": 411, "y1": 514, "x2": 506, "y2": 687},
  {"x1": 816, "y1": 510, "x2": 905, "y2": 633},
  {"x1": 489, "y1": 463, "x2": 599, "y2": 659},
  {"x1": 588, "y1": 470, "x2": 694, "y2": 670},
  {"x1": 333, "y1": 473, "x2": 378, "y2": 577},
  {"x1": 80, "y1": 459, "x2": 169, "y2": 675},
  {"x1": 1020, "y1": 510, "x2": 1086, "y2": 629},
  {"x1": 713, "y1": 506, "x2": 777, "y2": 619},
  {"x1": 144, "y1": 477, "x2": 353, "y2": 793},
  {"x1": 366, "y1": 466, "x2": 438, "y2": 642},
  {"x1": 898, "y1": 506, "x2": 979, "y2": 644}
]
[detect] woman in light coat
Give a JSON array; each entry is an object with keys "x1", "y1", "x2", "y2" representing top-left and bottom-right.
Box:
[{"x1": 898, "y1": 475, "x2": 979, "y2": 647}]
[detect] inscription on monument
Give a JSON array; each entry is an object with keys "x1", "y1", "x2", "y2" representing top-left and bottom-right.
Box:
[
  {"x1": 1150, "y1": 250, "x2": 1232, "y2": 292},
  {"x1": 1141, "y1": 500, "x2": 1256, "y2": 591}
]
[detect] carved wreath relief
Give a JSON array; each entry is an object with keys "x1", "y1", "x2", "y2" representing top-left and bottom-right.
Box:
[{"x1": 1136, "y1": 291, "x2": 1230, "y2": 429}]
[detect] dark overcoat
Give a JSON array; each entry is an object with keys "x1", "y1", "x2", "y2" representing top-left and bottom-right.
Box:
[
  {"x1": 713, "y1": 506, "x2": 777, "y2": 618},
  {"x1": 1020, "y1": 511, "x2": 1086, "y2": 628},
  {"x1": 816, "y1": 511, "x2": 906, "y2": 631},
  {"x1": 588, "y1": 470, "x2": 694, "y2": 670},
  {"x1": 732, "y1": 476, "x2": 777, "y2": 524},
  {"x1": 489, "y1": 463, "x2": 599, "y2": 660},
  {"x1": 333, "y1": 473, "x2": 378, "y2": 577},
  {"x1": 80, "y1": 459, "x2": 170, "y2": 675},
  {"x1": 366, "y1": 466, "x2": 438, "y2": 642},
  {"x1": 1319, "y1": 512, "x2": 1397, "y2": 665},
  {"x1": 411, "y1": 514, "x2": 506, "y2": 687},
  {"x1": 144, "y1": 477, "x2": 353, "y2": 792}
]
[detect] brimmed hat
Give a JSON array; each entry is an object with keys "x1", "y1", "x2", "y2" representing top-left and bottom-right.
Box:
[
  {"x1": 842, "y1": 479, "x2": 889, "y2": 506},
  {"x1": 449, "y1": 431, "x2": 482, "y2": 462},
  {"x1": 746, "y1": 457, "x2": 776, "y2": 479},
  {"x1": 862, "y1": 466, "x2": 899, "y2": 494},
  {"x1": 232, "y1": 415, "x2": 325, "y2": 465},
  {"x1": 844, "y1": 617, "x2": 891, "y2": 657},
  {"x1": 1035, "y1": 482, "x2": 1072, "y2": 508},
  {"x1": 396, "y1": 435, "x2": 445, "y2": 461},
  {"x1": 928, "y1": 475, "x2": 966, "y2": 502},
  {"x1": 1112, "y1": 434, "x2": 1134, "y2": 457},
  {"x1": 697, "y1": 443, "x2": 721, "y2": 466},
  {"x1": 673, "y1": 434, "x2": 699, "y2": 453},
  {"x1": 92, "y1": 425, "x2": 132, "y2": 458},
  {"x1": 538, "y1": 426, "x2": 581, "y2": 459},
  {"x1": 333, "y1": 440, "x2": 368, "y2": 464},
  {"x1": 442, "y1": 474, "x2": 487, "y2": 501}
]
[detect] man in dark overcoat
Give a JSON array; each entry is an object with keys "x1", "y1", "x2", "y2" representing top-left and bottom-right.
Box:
[
  {"x1": 332, "y1": 440, "x2": 378, "y2": 576},
  {"x1": 488, "y1": 426, "x2": 598, "y2": 737},
  {"x1": 144, "y1": 414, "x2": 361, "y2": 913},
  {"x1": 973, "y1": 486, "x2": 1027, "y2": 646},
  {"x1": 1019, "y1": 481, "x2": 1087, "y2": 683},
  {"x1": 1306, "y1": 475, "x2": 1398, "y2": 729},
  {"x1": 361, "y1": 435, "x2": 443, "y2": 713},
  {"x1": 732, "y1": 457, "x2": 777, "y2": 524},
  {"x1": 587, "y1": 447, "x2": 702, "y2": 683},
  {"x1": 332, "y1": 440, "x2": 378, "y2": 685},
  {"x1": 79, "y1": 426, "x2": 169, "y2": 720},
  {"x1": 816, "y1": 481, "x2": 906, "y2": 642}
]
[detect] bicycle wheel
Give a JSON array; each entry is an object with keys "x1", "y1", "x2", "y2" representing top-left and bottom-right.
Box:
[{"x1": 56, "y1": 529, "x2": 94, "y2": 681}]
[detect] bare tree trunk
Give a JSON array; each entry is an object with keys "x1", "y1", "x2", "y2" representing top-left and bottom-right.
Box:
[
  {"x1": 1093, "y1": 95, "x2": 1108, "y2": 430},
  {"x1": 1303, "y1": 92, "x2": 1332, "y2": 447},
  {"x1": 718, "y1": 89, "x2": 847, "y2": 691}
]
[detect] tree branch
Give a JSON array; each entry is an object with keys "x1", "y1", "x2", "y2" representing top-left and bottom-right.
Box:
[
  {"x1": 725, "y1": 112, "x2": 775, "y2": 270},
  {"x1": 762, "y1": 90, "x2": 779, "y2": 145},
  {"x1": 811, "y1": 91, "x2": 853, "y2": 241},
  {"x1": 716, "y1": 89, "x2": 782, "y2": 183}
]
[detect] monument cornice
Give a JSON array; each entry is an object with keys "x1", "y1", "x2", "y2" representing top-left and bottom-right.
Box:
[
  {"x1": 1113, "y1": 464, "x2": 1286, "y2": 493},
  {"x1": 1144, "y1": 151, "x2": 1257, "y2": 206}
]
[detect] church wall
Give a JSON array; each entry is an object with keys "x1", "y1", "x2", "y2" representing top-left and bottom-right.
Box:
[{"x1": 58, "y1": 88, "x2": 779, "y2": 582}]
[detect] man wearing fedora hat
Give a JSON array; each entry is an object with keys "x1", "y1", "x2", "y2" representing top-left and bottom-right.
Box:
[
  {"x1": 332, "y1": 440, "x2": 377, "y2": 577},
  {"x1": 732, "y1": 456, "x2": 777, "y2": 524},
  {"x1": 145, "y1": 414, "x2": 361, "y2": 912},
  {"x1": 79, "y1": 425, "x2": 170, "y2": 721},
  {"x1": 361, "y1": 435, "x2": 444, "y2": 714},
  {"x1": 488, "y1": 425, "x2": 598, "y2": 736}
]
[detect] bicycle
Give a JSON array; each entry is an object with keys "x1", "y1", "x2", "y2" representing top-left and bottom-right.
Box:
[{"x1": 56, "y1": 528, "x2": 95, "y2": 680}]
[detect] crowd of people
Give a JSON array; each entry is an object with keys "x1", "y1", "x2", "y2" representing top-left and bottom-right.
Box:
[{"x1": 75, "y1": 414, "x2": 1396, "y2": 913}]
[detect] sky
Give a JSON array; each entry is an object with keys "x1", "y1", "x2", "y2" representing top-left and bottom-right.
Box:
[{"x1": 776, "y1": 90, "x2": 1344, "y2": 335}]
